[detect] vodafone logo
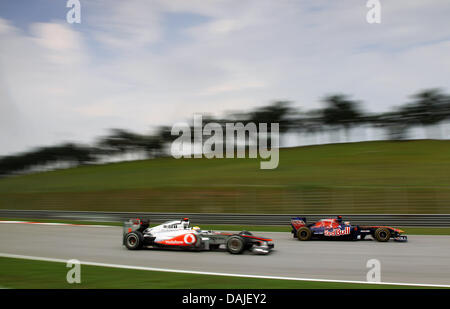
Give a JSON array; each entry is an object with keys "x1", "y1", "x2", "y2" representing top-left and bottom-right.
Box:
[
  {"x1": 164, "y1": 240, "x2": 184, "y2": 245},
  {"x1": 158, "y1": 233, "x2": 197, "y2": 246},
  {"x1": 183, "y1": 233, "x2": 196, "y2": 245}
]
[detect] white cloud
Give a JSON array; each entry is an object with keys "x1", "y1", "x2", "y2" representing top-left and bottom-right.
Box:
[
  {"x1": 89, "y1": 0, "x2": 164, "y2": 49},
  {"x1": 30, "y1": 22, "x2": 86, "y2": 65},
  {"x1": 0, "y1": 0, "x2": 450, "y2": 155}
]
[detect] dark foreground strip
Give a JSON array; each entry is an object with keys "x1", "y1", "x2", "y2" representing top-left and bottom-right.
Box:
[{"x1": 0, "y1": 289, "x2": 448, "y2": 307}]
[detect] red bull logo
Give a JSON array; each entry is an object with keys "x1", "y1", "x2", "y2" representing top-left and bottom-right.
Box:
[{"x1": 324, "y1": 226, "x2": 351, "y2": 236}]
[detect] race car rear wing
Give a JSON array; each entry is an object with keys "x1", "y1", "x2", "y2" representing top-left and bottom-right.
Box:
[
  {"x1": 291, "y1": 217, "x2": 307, "y2": 232},
  {"x1": 123, "y1": 218, "x2": 150, "y2": 234}
]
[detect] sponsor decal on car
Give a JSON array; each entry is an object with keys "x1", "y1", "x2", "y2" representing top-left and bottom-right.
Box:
[
  {"x1": 158, "y1": 233, "x2": 197, "y2": 246},
  {"x1": 163, "y1": 240, "x2": 185, "y2": 245},
  {"x1": 324, "y1": 226, "x2": 351, "y2": 236},
  {"x1": 184, "y1": 233, "x2": 197, "y2": 245},
  {"x1": 291, "y1": 219, "x2": 305, "y2": 230}
]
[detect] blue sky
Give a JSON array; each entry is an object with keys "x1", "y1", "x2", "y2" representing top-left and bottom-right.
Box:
[
  {"x1": 0, "y1": 0, "x2": 66, "y2": 27},
  {"x1": 0, "y1": 0, "x2": 449, "y2": 155}
]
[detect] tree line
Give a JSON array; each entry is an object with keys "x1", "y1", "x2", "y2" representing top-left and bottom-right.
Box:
[{"x1": 1, "y1": 88, "x2": 449, "y2": 176}]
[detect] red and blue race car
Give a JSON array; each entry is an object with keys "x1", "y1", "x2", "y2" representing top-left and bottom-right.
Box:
[{"x1": 291, "y1": 216, "x2": 407, "y2": 242}]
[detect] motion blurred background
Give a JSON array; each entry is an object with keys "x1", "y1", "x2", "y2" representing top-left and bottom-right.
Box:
[{"x1": 1, "y1": 0, "x2": 449, "y2": 215}]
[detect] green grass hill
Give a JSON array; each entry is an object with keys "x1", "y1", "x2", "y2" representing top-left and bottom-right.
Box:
[{"x1": 1, "y1": 140, "x2": 449, "y2": 214}]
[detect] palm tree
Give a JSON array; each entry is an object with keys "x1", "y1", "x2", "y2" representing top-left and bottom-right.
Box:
[
  {"x1": 300, "y1": 109, "x2": 324, "y2": 145},
  {"x1": 134, "y1": 135, "x2": 164, "y2": 158},
  {"x1": 370, "y1": 110, "x2": 410, "y2": 140},
  {"x1": 321, "y1": 94, "x2": 363, "y2": 142},
  {"x1": 248, "y1": 101, "x2": 295, "y2": 147},
  {"x1": 97, "y1": 129, "x2": 142, "y2": 160},
  {"x1": 156, "y1": 125, "x2": 186, "y2": 156},
  {"x1": 401, "y1": 89, "x2": 449, "y2": 139},
  {"x1": 0, "y1": 143, "x2": 96, "y2": 176}
]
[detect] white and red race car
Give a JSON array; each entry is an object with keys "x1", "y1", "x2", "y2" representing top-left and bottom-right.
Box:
[{"x1": 122, "y1": 218, "x2": 274, "y2": 255}]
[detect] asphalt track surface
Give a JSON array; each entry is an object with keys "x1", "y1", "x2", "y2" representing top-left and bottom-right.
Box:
[{"x1": 1, "y1": 223, "x2": 449, "y2": 286}]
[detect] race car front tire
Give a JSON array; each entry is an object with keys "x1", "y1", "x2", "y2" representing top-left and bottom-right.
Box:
[
  {"x1": 226, "y1": 236, "x2": 246, "y2": 254},
  {"x1": 125, "y1": 231, "x2": 144, "y2": 250},
  {"x1": 374, "y1": 227, "x2": 391, "y2": 242},
  {"x1": 297, "y1": 227, "x2": 312, "y2": 241}
]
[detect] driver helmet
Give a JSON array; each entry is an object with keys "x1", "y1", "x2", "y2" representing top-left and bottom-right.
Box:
[
  {"x1": 181, "y1": 217, "x2": 190, "y2": 229},
  {"x1": 192, "y1": 226, "x2": 201, "y2": 231}
]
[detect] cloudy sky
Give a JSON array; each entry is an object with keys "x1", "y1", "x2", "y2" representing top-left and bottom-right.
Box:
[{"x1": 0, "y1": 0, "x2": 449, "y2": 155}]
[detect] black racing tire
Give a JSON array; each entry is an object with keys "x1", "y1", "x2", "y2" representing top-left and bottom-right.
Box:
[
  {"x1": 374, "y1": 228, "x2": 391, "y2": 242},
  {"x1": 125, "y1": 231, "x2": 144, "y2": 250},
  {"x1": 297, "y1": 227, "x2": 312, "y2": 241},
  {"x1": 226, "y1": 236, "x2": 246, "y2": 254}
]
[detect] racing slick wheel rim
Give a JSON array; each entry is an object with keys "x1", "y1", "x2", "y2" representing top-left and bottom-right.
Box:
[
  {"x1": 128, "y1": 235, "x2": 137, "y2": 246},
  {"x1": 126, "y1": 233, "x2": 141, "y2": 249},
  {"x1": 297, "y1": 227, "x2": 312, "y2": 241},
  {"x1": 374, "y1": 228, "x2": 391, "y2": 242},
  {"x1": 227, "y1": 236, "x2": 245, "y2": 254},
  {"x1": 230, "y1": 239, "x2": 242, "y2": 250}
]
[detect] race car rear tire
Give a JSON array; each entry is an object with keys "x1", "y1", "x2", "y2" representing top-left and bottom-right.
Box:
[
  {"x1": 297, "y1": 227, "x2": 312, "y2": 241},
  {"x1": 226, "y1": 236, "x2": 245, "y2": 254},
  {"x1": 374, "y1": 228, "x2": 391, "y2": 242},
  {"x1": 125, "y1": 231, "x2": 144, "y2": 250}
]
